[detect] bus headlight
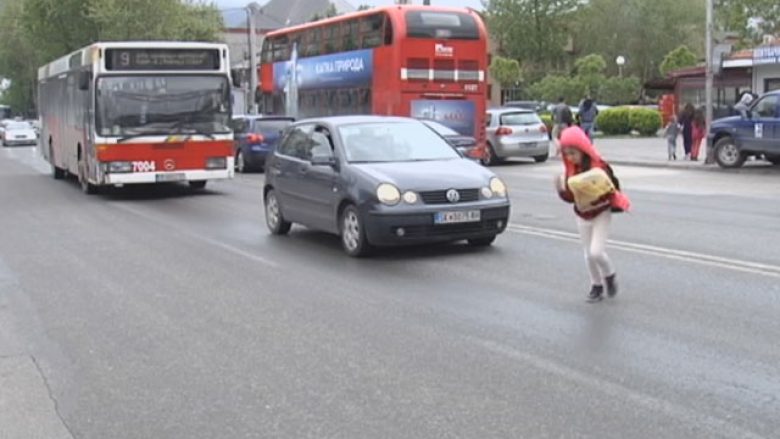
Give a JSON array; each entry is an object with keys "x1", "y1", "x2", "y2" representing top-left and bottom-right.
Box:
[
  {"x1": 206, "y1": 157, "x2": 227, "y2": 169},
  {"x1": 377, "y1": 183, "x2": 401, "y2": 205},
  {"x1": 107, "y1": 161, "x2": 132, "y2": 173},
  {"x1": 490, "y1": 177, "x2": 507, "y2": 197}
]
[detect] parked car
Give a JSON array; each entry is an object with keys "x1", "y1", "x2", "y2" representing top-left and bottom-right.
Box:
[
  {"x1": 484, "y1": 108, "x2": 550, "y2": 165},
  {"x1": 419, "y1": 119, "x2": 479, "y2": 158},
  {"x1": 230, "y1": 115, "x2": 295, "y2": 172},
  {"x1": 2, "y1": 121, "x2": 37, "y2": 147},
  {"x1": 708, "y1": 90, "x2": 780, "y2": 168},
  {"x1": 263, "y1": 116, "x2": 511, "y2": 256}
]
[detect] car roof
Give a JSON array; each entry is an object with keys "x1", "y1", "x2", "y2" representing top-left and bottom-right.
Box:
[
  {"x1": 488, "y1": 107, "x2": 535, "y2": 114},
  {"x1": 294, "y1": 115, "x2": 419, "y2": 126}
]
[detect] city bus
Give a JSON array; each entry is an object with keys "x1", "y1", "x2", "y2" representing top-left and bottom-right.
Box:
[
  {"x1": 258, "y1": 5, "x2": 489, "y2": 159},
  {"x1": 38, "y1": 41, "x2": 235, "y2": 194}
]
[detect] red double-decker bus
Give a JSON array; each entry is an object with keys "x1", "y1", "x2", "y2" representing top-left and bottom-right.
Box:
[{"x1": 258, "y1": 5, "x2": 488, "y2": 158}]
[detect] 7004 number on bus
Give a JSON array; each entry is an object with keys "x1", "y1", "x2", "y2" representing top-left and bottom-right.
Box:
[{"x1": 132, "y1": 161, "x2": 156, "y2": 172}]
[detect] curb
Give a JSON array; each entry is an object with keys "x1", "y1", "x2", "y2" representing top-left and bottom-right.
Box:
[{"x1": 550, "y1": 156, "x2": 779, "y2": 174}]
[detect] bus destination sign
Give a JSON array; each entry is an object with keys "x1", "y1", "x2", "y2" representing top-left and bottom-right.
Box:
[{"x1": 106, "y1": 48, "x2": 220, "y2": 71}]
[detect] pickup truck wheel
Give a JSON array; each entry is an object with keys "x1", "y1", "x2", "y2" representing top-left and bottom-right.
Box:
[{"x1": 714, "y1": 137, "x2": 746, "y2": 169}]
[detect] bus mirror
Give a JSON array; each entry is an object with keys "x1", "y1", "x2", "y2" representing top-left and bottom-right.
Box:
[{"x1": 78, "y1": 72, "x2": 91, "y2": 91}]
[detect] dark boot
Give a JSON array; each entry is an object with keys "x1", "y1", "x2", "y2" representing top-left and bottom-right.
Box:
[
  {"x1": 587, "y1": 285, "x2": 604, "y2": 303},
  {"x1": 605, "y1": 274, "x2": 618, "y2": 297}
]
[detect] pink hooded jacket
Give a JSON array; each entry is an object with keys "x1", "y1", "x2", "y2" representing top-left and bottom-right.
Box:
[{"x1": 557, "y1": 127, "x2": 631, "y2": 219}]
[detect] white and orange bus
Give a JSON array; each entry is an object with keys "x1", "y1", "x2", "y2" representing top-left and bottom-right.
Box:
[{"x1": 38, "y1": 41, "x2": 235, "y2": 193}]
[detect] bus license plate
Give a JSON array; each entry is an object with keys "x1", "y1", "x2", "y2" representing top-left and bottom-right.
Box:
[
  {"x1": 156, "y1": 173, "x2": 185, "y2": 182},
  {"x1": 434, "y1": 210, "x2": 481, "y2": 225}
]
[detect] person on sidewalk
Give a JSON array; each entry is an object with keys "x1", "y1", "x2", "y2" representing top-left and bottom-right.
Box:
[
  {"x1": 551, "y1": 97, "x2": 573, "y2": 153},
  {"x1": 555, "y1": 126, "x2": 631, "y2": 303},
  {"x1": 578, "y1": 96, "x2": 599, "y2": 142},
  {"x1": 691, "y1": 108, "x2": 706, "y2": 161},
  {"x1": 663, "y1": 114, "x2": 681, "y2": 160},
  {"x1": 679, "y1": 103, "x2": 695, "y2": 160}
]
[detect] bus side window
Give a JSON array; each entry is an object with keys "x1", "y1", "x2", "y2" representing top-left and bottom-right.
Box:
[
  {"x1": 343, "y1": 20, "x2": 359, "y2": 51},
  {"x1": 384, "y1": 16, "x2": 393, "y2": 45}
]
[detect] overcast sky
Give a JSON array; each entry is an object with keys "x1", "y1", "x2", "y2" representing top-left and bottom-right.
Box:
[{"x1": 213, "y1": 0, "x2": 483, "y2": 11}]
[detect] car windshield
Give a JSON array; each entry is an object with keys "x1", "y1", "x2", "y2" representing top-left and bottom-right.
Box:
[
  {"x1": 499, "y1": 112, "x2": 540, "y2": 125},
  {"x1": 96, "y1": 75, "x2": 231, "y2": 137},
  {"x1": 339, "y1": 121, "x2": 461, "y2": 163},
  {"x1": 423, "y1": 120, "x2": 459, "y2": 136}
]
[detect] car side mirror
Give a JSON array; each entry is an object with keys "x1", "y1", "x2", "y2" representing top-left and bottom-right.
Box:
[
  {"x1": 78, "y1": 71, "x2": 91, "y2": 91},
  {"x1": 311, "y1": 154, "x2": 336, "y2": 167}
]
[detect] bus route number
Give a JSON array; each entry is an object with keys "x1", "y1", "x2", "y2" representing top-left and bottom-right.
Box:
[{"x1": 133, "y1": 161, "x2": 156, "y2": 172}]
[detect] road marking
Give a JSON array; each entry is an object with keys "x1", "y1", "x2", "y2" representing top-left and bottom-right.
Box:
[{"x1": 508, "y1": 224, "x2": 780, "y2": 278}]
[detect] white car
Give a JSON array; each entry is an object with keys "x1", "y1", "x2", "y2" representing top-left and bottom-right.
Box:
[
  {"x1": 484, "y1": 108, "x2": 551, "y2": 165},
  {"x1": 2, "y1": 121, "x2": 37, "y2": 147}
]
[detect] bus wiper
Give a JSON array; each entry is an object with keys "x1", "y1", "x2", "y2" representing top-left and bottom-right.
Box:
[
  {"x1": 117, "y1": 131, "x2": 168, "y2": 143},
  {"x1": 171, "y1": 119, "x2": 216, "y2": 140}
]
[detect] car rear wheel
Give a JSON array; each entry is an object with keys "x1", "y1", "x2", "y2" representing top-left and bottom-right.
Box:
[
  {"x1": 481, "y1": 143, "x2": 499, "y2": 166},
  {"x1": 265, "y1": 189, "x2": 291, "y2": 235},
  {"x1": 533, "y1": 152, "x2": 549, "y2": 163},
  {"x1": 765, "y1": 154, "x2": 780, "y2": 165},
  {"x1": 236, "y1": 150, "x2": 247, "y2": 173},
  {"x1": 467, "y1": 235, "x2": 497, "y2": 247},
  {"x1": 714, "y1": 137, "x2": 746, "y2": 169},
  {"x1": 341, "y1": 205, "x2": 371, "y2": 257}
]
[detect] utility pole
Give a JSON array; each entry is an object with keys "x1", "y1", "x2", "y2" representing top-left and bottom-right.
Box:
[
  {"x1": 247, "y1": 2, "x2": 259, "y2": 115},
  {"x1": 704, "y1": 0, "x2": 714, "y2": 164}
]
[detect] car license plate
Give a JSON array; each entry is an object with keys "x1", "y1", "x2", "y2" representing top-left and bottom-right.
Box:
[
  {"x1": 155, "y1": 173, "x2": 185, "y2": 182},
  {"x1": 434, "y1": 210, "x2": 481, "y2": 224}
]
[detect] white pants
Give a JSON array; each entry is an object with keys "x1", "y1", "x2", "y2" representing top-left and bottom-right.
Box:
[{"x1": 576, "y1": 210, "x2": 615, "y2": 285}]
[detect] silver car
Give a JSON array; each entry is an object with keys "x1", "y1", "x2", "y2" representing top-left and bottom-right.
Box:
[{"x1": 484, "y1": 108, "x2": 550, "y2": 165}]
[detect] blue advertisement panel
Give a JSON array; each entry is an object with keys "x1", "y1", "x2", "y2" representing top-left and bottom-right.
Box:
[
  {"x1": 273, "y1": 49, "x2": 373, "y2": 92},
  {"x1": 411, "y1": 100, "x2": 476, "y2": 136}
]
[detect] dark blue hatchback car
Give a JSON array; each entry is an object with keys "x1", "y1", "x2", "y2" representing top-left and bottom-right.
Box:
[
  {"x1": 231, "y1": 116, "x2": 295, "y2": 172},
  {"x1": 708, "y1": 91, "x2": 780, "y2": 168}
]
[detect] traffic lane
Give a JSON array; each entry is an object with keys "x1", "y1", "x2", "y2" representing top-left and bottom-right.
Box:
[
  {"x1": 1, "y1": 191, "x2": 775, "y2": 439},
  {"x1": 2, "y1": 153, "x2": 778, "y2": 437},
  {"x1": 492, "y1": 162, "x2": 780, "y2": 267}
]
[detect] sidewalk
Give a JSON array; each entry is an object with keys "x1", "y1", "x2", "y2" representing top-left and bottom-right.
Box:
[{"x1": 558, "y1": 136, "x2": 778, "y2": 173}]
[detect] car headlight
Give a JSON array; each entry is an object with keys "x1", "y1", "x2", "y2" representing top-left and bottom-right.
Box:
[
  {"x1": 402, "y1": 191, "x2": 418, "y2": 204},
  {"x1": 481, "y1": 187, "x2": 493, "y2": 199},
  {"x1": 377, "y1": 183, "x2": 401, "y2": 205},
  {"x1": 490, "y1": 177, "x2": 507, "y2": 197}
]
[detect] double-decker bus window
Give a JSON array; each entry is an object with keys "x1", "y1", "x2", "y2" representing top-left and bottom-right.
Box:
[
  {"x1": 405, "y1": 11, "x2": 479, "y2": 40},
  {"x1": 261, "y1": 39, "x2": 272, "y2": 64},
  {"x1": 343, "y1": 20, "x2": 359, "y2": 51},
  {"x1": 360, "y1": 13, "x2": 384, "y2": 49}
]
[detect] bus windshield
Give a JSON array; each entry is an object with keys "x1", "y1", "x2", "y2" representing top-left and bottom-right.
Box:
[{"x1": 96, "y1": 75, "x2": 231, "y2": 137}]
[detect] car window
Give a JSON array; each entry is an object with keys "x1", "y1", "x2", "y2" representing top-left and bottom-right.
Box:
[
  {"x1": 277, "y1": 124, "x2": 314, "y2": 160},
  {"x1": 499, "y1": 112, "x2": 540, "y2": 125},
  {"x1": 252, "y1": 118, "x2": 294, "y2": 136},
  {"x1": 310, "y1": 129, "x2": 334, "y2": 160},
  {"x1": 754, "y1": 96, "x2": 779, "y2": 118},
  {"x1": 230, "y1": 118, "x2": 249, "y2": 133},
  {"x1": 6, "y1": 122, "x2": 31, "y2": 129},
  {"x1": 338, "y1": 121, "x2": 460, "y2": 163}
]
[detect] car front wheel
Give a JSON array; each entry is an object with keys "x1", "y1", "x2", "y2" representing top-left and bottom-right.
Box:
[
  {"x1": 340, "y1": 205, "x2": 371, "y2": 257},
  {"x1": 714, "y1": 137, "x2": 746, "y2": 169}
]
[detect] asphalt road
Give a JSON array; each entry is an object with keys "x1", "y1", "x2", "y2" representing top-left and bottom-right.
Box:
[{"x1": 1, "y1": 145, "x2": 780, "y2": 439}]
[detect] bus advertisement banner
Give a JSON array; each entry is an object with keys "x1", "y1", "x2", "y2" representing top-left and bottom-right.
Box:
[
  {"x1": 410, "y1": 100, "x2": 476, "y2": 136},
  {"x1": 273, "y1": 49, "x2": 373, "y2": 92}
]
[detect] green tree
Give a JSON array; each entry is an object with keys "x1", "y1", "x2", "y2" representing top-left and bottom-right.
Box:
[
  {"x1": 528, "y1": 75, "x2": 586, "y2": 104},
  {"x1": 489, "y1": 56, "x2": 523, "y2": 88},
  {"x1": 571, "y1": 0, "x2": 704, "y2": 81},
  {"x1": 484, "y1": 0, "x2": 580, "y2": 75},
  {"x1": 717, "y1": 0, "x2": 780, "y2": 43},
  {"x1": 659, "y1": 45, "x2": 698, "y2": 77},
  {"x1": 574, "y1": 53, "x2": 607, "y2": 96},
  {"x1": 0, "y1": 0, "x2": 223, "y2": 114},
  {"x1": 356, "y1": 4, "x2": 372, "y2": 11},
  {"x1": 597, "y1": 76, "x2": 641, "y2": 105}
]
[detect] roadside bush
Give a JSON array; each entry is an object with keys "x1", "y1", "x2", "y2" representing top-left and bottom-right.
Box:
[
  {"x1": 629, "y1": 108, "x2": 662, "y2": 136},
  {"x1": 596, "y1": 108, "x2": 631, "y2": 135}
]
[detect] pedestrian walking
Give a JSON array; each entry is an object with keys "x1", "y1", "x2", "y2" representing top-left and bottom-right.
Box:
[
  {"x1": 663, "y1": 114, "x2": 680, "y2": 160},
  {"x1": 691, "y1": 108, "x2": 706, "y2": 161},
  {"x1": 551, "y1": 97, "x2": 573, "y2": 154},
  {"x1": 679, "y1": 103, "x2": 695, "y2": 160},
  {"x1": 578, "y1": 96, "x2": 599, "y2": 142},
  {"x1": 555, "y1": 126, "x2": 631, "y2": 303}
]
